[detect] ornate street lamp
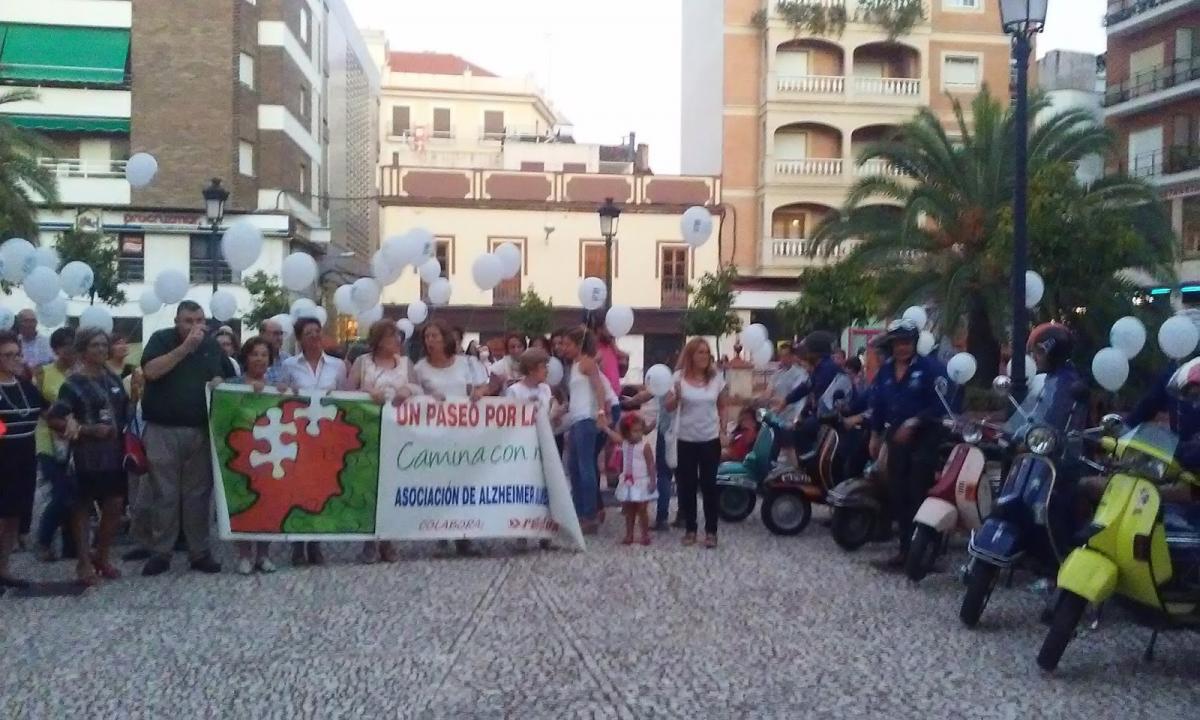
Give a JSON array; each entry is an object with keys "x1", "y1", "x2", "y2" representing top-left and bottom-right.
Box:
[
  {"x1": 1000, "y1": 0, "x2": 1047, "y2": 401},
  {"x1": 598, "y1": 197, "x2": 621, "y2": 310},
  {"x1": 201, "y1": 178, "x2": 229, "y2": 293}
]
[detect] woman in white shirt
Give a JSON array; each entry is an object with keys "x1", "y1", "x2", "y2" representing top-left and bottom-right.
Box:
[
  {"x1": 560, "y1": 326, "x2": 609, "y2": 534},
  {"x1": 664, "y1": 337, "x2": 729, "y2": 549},
  {"x1": 414, "y1": 320, "x2": 485, "y2": 401},
  {"x1": 488, "y1": 332, "x2": 526, "y2": 394},
  {"x1": 344, "y1": 319, "x2": 421, "y2": 564}
]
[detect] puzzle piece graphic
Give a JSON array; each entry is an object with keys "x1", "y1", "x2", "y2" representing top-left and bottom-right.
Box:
[
  {"x1": 294, "y1": 391, "x2": 338, "y2": 437},
  {"x1": 248, "y1": 407, "x2": 298, "y2": 479}
]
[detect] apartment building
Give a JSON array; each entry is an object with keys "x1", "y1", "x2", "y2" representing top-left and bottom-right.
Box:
[
  {"x1": 1038, "y1": 49, "x2": 1105, "y2": 184},
  {"x1": 682, "y1": 0, "x2": 1016, "y2": 336},
  {"x1": 1104, "y1": 0, "x2": 1200, "y2": 294},
  {"x1": 0, "y1": 0, "x2": 378, "y2": 338},
  {"x1": 364, "y1": 37, "x2": 722, "y2": 376}
]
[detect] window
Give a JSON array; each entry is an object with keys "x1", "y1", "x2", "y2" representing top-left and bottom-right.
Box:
[
  {"x1": 491, "y1": 239, "x2": 523, "y2": 305},
  {"x1": 660, "y1": 246, "x2": 688, "y2": 308},
  {"x1": 299, "y1": 6, "x2": 309, "y2": 43},
  {"x1": 299, "y1": 84, "x2": 309, "y2": 120},
  {"x1": 433, "y1": 108, "x2": 452, "y2": 138},
  {"x1": 943, "y1": 0, "x2": 979, "y2": 9},
  {"x1": 117, "y1": 232, "x2": 144, "y2": 282},
  {"x1": 942, "y1": 55, "x2": 981, "y2": 90},
  {"x1": 483, "y1": 110, "x2": 505, "y2": 139},
  {"x1": 772, "y1": 211, "x2": 807, "y2": 239},
  {"x1": 419, "y1": 239, "x2": 452, "y2": 298},
  {"x1": 238, "y1": 52, "x2": 254, "y2": 89},
  {"x1": 299, "y1": 162, "x2": 308, "y2": 196},
  {"x1": 189, "y1": 234, "x2": 235, "y2": 285},
  {"x1": 519, "y1": 161, "x2": 544, "y2": 171},
  {"x1": 1129, "y1": 125, "x2": 1163, "y2": 177},
  {"x1": 583, "y1": 243, "x2": 609, "y2": 279},
  {"x1": 391, "y1": 106, "x2": 410, "y2": 136},
  {"x1": 562, "y1": 162, "x2": 587, "y2": 173},
  {"x1": 239, "y1": 140, "x2": 254, "y2": 176}
]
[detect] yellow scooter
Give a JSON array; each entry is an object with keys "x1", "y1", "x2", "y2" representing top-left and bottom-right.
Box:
[{"x1": 1037, "y1": 420, "x2": 1200, "y2": 671}]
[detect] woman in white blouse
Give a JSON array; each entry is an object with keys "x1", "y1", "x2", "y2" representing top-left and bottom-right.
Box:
[
  {"x1": 414, "y1": 319, "x2": 486, "y2": 402},
  {"x1": 344, "y1": 319, "x2": 421, "y2": 564},
  {"x1": 664, "y1": 337, "x2": 729, "y2": 549}
]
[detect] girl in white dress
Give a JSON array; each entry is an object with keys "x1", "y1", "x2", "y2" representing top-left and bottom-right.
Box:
[{"x1": 600, "y1": 412, "x2": 657, "y2": 546}]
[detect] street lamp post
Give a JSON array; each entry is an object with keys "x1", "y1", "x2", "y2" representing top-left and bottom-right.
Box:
[
  {"x1": 598, "y1": 197, "x2": 621, "y2": 311},
  {"x1": 1000, "y1": 0, "x2": 1047, "y2": 401},
  {"x1": 202, "y1": 178, "x2": 229, "y2": 294}
]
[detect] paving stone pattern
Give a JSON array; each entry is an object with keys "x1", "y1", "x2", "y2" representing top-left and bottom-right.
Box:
[{"x1": 1, "y1": 508, "x2": 1196, "y2": 719}]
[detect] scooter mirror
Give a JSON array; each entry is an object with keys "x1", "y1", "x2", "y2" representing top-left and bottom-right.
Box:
[
  {"x1": 1101, "y1": 413, "x2": 1124, "y2": 433},
  {"x1": 992, "y1": 375, "x2": 1012, "y2": 397}
]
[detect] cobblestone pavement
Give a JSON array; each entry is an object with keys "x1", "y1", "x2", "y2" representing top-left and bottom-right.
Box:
[{"x1": 1, "y1": 507, "x2": 1196, "y2": 719}]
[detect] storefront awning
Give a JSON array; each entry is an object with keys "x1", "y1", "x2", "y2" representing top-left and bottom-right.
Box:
[
  {"x1": 2, "y1": 114, "x2": 129, "y2": 133},
  {"x1": 0, "y1": 23, "x2": 130, "y2": 85}
]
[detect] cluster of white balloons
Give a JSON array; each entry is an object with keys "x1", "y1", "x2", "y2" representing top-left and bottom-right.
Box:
[
  {"x1": 742, "y1": 323, "x2": 774, "y2": 370},
  {"x1": 901, "y1": 306, "x2": 937, "y2": 357},
  {"x1": 1, "y1": 239, "x2": 104, "y2": 328},
  {"x1": 1089, "y1": 314, "x2": 1200, "y2": 393},
  {"x1": 471, "y1": 242, "x2": 521, "y2": 292}
]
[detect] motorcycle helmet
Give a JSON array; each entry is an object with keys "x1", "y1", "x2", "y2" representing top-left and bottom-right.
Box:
[
  {"x1": 1027, "y1": 323, "x2": 1074, "y2": 372},
  {"x1": 801, "y1": 331, "x2": 835, "y2": 357},
  {"x1": 879, "y1": 318, "x2": 920, "y2": 350},
  {"x1": 1167, "y1": 357, "x2": 1200, "y2": 404}
]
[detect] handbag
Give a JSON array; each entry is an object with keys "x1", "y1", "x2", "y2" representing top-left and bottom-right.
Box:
[{"x1": 123, "y1": 411, "x2": 148, "y2": 475}]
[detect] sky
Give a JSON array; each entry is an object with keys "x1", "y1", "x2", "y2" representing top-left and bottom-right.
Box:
[{"x1": 344, "y1": 0, "x2": 1107, "y2": 176}]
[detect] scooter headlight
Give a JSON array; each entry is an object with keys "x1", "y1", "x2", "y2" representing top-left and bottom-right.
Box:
[
  {"x1": 959, "y1": 422, "x2": 983, "y2": 445},
  {"x1": 1026, "y1": 426, "x2": 1058, "y2": 456}
]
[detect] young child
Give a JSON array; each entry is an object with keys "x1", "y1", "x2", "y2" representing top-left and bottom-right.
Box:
[
  {"x1": 600, "y1": 412, "x2": 658, "y2": 546},
  {"x1": 722, "y1": 407, "x2": 759, "y2": 462},
  {"x1": 506, "y1": 348, "x2": 563, "y2": 550}
]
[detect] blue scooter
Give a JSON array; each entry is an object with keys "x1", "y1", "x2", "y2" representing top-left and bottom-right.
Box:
[{"x1": 716, "y1": 408, "x2": 793, "y2": 522}]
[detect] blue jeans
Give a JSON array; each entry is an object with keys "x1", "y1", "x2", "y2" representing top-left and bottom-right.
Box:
[
  {"x1": 36, "y1": 454, "x2": 76, "y2": 554},
  {"x1": 568, "y1": 419, "x2": 599, "y2": 522},
  {"x1": 655, "y1": 429, "x2": 673, "y2": 523}
]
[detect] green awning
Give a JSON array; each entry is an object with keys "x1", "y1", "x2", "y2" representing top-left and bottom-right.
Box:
[
  {"x1": 2, "y1": 114, "x2": 129, "y2": 133},
  {"x1": 0, "y1": 24, "x2": 129, "y2": 85}
]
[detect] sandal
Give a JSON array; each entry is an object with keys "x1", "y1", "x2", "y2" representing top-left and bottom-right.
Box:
[
  {"x1": 682, "y1": 533, "x2": 697, "y2": 547},
  {"x1": 92, "y1": 555, "x2": 121, "y2": 580},
  {"x1": 704, "y1": 534, "x2": 718, "y2": 549}
]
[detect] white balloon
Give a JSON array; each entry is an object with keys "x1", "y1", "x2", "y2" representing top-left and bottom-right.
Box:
[
  {"x1": 917, "y1": 331, "x2": 936, "y2": 356},
  {"x1": 427, "y1": 277, "x2": 452, "y2": 306},
  {"x1": 372, "y1": 250, "x2": 401, "y2": 285},
  {"x1": 471, "y1": 254, "x2": 504, "y2": 291},
  {"x1": 280, "y1": 252, "x2": 318, "y2": 292},
  {"x1": 32, "y1": 246, "x2": 60, "y2": 271},
  {"x1": 58, "y1": 261, "x2": 94, "y2": 298},
  {"x1": 382, "y1": 232, "x2": 418, "y2": 269},
  {"x1": 22, "y1": 266, "x2": 60, "y2": 304},
  {"x1": 606, "y1": 305, "x2": 635, "y2": 338},
  {"x1": 36, "y1": 297, "x2": 67, "y2": 327},
  {"x1": 138, "y1": 288, "x2": 162, "y2": 315},
  {"x1": 1006, "y1": 354, "x2": 1037, "y2": 380},
  {"x1": 645, "y1": 364, "x2": 674, "y2": 397},
  {"x1": 312, "y1": 307, "x2": 329, "y2": 327},
  {"x1": 125, "y1": 152, "x2": 158, "y2": 189},
  {"x1": 78, "y1": 305, "x2": 113, "y2": 334},
  {"x1": 1091, "y1": 347, "x2": 1129, "y2": 392},
  {"x1": 680, "y1": 206, "x2": 713, "y2": 248},
  {"x1": 946, "y1": 352, "x2": 978, "y2": 385},
  {"x1": 1, "y1": 238, "x2": 36, "y2": 283},
  {"x1": 547, "y1": 356, "x2": 564, "y2": 386},
  {"x1": 902, "y1": 305, "x2": 928, "y2": 329},
  {"x1": 751, "y1": 340, "x2": 774, "y2": 369},
  {"x1": 269, "y1": 313, "x2": 294, "y2": 335},
  {"x1": 409, "y1": 228, "x2": 437, "y2": 262},
  {"x1": 396, "y1": 318, "x2": 415, "y2": 341},
  {"x1": 333, "y1": 284, "x2": 356, "y2": 315},
  {"x1": 407, "y1": 300, "x2": 428, "y2": 324},
  {"x1": 578, "y1": 277, "x2": 607, "y2": 311},
  {"x1": 1159, "y1": 315, "x2": 1200, "y2": 359},
  {"x1": 356, "y1": 304, "x2": 383, "y2": 333},
  {"x1": 209, "y1": 290, "x2": 238, "y2": 322},
  {"x1": 1028, "y1": 372, "x2": 1047, "y2": 400},
  {"x1": 221, "y1": 220, "x2": 264, "y2": 272},
  {"x1": 290, "y1": 298, "x2": 317, "y2": 317},
  {"x1": 0, "y1": 307, "x2": 13, "y2": 331},
  {"x1": 494, "y1": 242, "x2": 522, "y2": 279},
  {"x1": 1025, "y1": 270, "x2": 1045, "y2": 309},
  {"x1": 742, "y1": 323, "x2": 769, "y2": 348},
  {"x1": 417, "y1": 258, "x2": 442, "y2": 283},
  {"x1": 1109, "y1": 316, "x2": 1147, "y2": 359},
  {"x1": 154, "y1": 269, "x2": 188, "y2": 305},
  {"x1": 351, "y1": 277, "x2": 382, "y2": 312}
]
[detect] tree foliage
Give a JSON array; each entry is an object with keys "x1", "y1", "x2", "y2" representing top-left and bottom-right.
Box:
[
  {"x1": 505, "y1": 288, "x2": 554, "y2": 338},
  {"x1": 775, "y1": 263, "x2": 877, "y2": 340},
  {"x1": 0, "y1": 89, "x2": 58, "y2": 241},
  {"x1": 684, "y1": 266, "x2": 742, "y2": 350},
  {"x1": 242, "y1": 271, "x2": 290, "y2": 330},
  {"x1": 57, "y1": 229, "x2": 126, "y2": 306}
]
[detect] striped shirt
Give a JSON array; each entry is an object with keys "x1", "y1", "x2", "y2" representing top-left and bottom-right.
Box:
[{"x1": 0, "y1": 378, "x2": 47, "y2": 441}]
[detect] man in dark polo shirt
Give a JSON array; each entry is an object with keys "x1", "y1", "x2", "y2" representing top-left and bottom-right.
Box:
[{"x1": 140, "y1": 301, "x2": 235, "y2": 576}]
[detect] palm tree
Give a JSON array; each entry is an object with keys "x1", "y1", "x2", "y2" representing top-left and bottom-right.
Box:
[
  {"x1": 0, "y1": 88, "x2": 58, "y2": 240},
  {"x1": 810, "y1": 86, "x2": 1173, "y2": 379}
]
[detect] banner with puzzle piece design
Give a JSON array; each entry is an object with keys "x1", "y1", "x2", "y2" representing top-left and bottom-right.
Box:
[{"x1": 208, "y1": 387, "x2": 584, "y2": 549}]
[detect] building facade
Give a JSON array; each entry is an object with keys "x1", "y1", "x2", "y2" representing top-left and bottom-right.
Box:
[
  {"x1": 1038, "y1": 49, "x2": 1105, "y2": 185},
  {"x1": 1104, "y1": 0, "x2": 1200, "y2": 291},
  {"x1": 682, "y1": 0, "x2": 1016, "y2": 334},
  {"x1": 365, "y1": 39, "x2": 722, "y2": 378},
  {"x1": 0, "y1": 0, "x2": 378, "y2": 340}
]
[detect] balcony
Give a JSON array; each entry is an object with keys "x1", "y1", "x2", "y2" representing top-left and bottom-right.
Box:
[
  {"x1": 661, "y1": 278, "x2": 688, "y2": 308},
  {"x1": 1123, "y1": 147, "x2": 1200, "y2": 185},
  {"x1": 761, "y1": 237, "x2": 854, "y2": 271},
  {"x1": 852, "y1": 76, "x2": 921, "y2": 97},
  {"x1": 774, "y1": 158, "x2": 844, "y2": 176},
  {"x1": 777, "y1": 74, "x2": 845, "y2": 94},
  {"x1": 856, "y1": 158, "x2": 904, "y2": 176},
  {"x1": 1105, "y1": 56, "x2": 1200, "y2": 117},
  {"x1": 36, "y1": 157, "x2": 129, "y2": 205},
  {"x1": 1105, "y1": 0, "x2": 1197, "y2": 36}
]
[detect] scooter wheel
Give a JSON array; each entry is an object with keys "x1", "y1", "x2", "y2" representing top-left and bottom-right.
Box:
[
  {"x1": 717, "y1": 487, "x2": 757, "y2": 523},
  {"x1": 1037, "y1": 591, "x2": 1088, "y2": 672},
  {"x1": 905, "y1": 525, "x2": 940, "y2": 582},
  {"x1": 959, "y1": 560, "x2": 998, "y2": 628},
  {"x1": 762, "y1": 490, "x2": 811, "y2": 536},
  {"x1": 831, "y1": 508, "x2": 874, "y2": 551}
]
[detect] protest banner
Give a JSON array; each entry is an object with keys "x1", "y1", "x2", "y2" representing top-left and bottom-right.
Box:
[{"x1": 208, "y1": 387, "x2": 584, "y2": 549}]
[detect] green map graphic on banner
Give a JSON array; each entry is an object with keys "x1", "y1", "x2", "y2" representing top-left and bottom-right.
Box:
[{"x1": 210, "y1": 388, "x2": 382, "y2": 534}]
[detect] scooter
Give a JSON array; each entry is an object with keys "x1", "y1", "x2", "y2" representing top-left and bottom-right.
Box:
[
  {"x1": 905, "y1": 377, "x2": 1004, "y2": 583},
  {"x1": 715, "y1": 408, "x2": 793, "y2": 522},
  {"x1": 759, "y1": 401, "x2": 848, "y2": 536},
  {"x1": 959, "y1": 377, "x2": 1093, "y2": 628},
  {"x1": 1038, "y1": 420, "x2": 1200, "y2": 671},
  {"x1": 828, "y1": 444, "x2": 890, "y2": 551}
]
